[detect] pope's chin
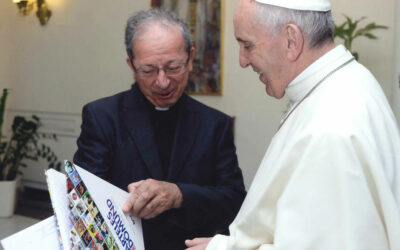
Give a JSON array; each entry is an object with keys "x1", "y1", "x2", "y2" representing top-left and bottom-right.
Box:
[
  {"x1": 264, "y1": 82, "x2": 274, "y2": 98},
  {"x1": 259, "y1": 72, "x2": 270, "y2": 86},
  {"x1": 266, "y1": 86, "x2": 285, "y2": 99}
]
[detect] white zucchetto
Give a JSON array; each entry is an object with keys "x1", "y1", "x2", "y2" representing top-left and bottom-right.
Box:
[{"x1": 255, "y1": 0, "x2": 331, "y2": 11}]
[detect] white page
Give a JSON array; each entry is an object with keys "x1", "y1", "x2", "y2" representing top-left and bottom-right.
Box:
[
  {"x1": 45, "y1": 169, "x2": 70, "y2": 249},
  {"x1": 75, "y1": 164, "x2": 144, "y2": 250},
  {"x1": 1, "y1": 216, "x2": 61, "y2": 250}
]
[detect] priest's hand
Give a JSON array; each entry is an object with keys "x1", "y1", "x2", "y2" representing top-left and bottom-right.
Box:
[
  {"x1": 185, "y1": 237, "x2": 212, "y2": 250},
  {"x1": 122, "y1": 178, "x2": 183, "y2": 219}
]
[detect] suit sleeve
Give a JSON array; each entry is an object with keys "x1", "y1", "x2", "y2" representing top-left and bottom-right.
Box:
[
  {"x1": 176, "y1": 116, "x2": 246, "y2": 234},
  {"x1": 73, "y1": 103, "x2": 113, "y2": 180}
]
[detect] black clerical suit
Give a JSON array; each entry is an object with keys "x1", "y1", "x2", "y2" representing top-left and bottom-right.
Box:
[{"x1": 74, "y1": 84, "x2": 246, "y2": 250}]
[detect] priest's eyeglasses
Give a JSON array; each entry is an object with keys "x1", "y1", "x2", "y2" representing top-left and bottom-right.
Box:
[{"x1": 133, "y1": 57, "x2": 189, "y2": 79}]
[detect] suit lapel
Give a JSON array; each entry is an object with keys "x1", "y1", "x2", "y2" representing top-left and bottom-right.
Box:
[
  {"x1": 121, "y1": 86, "x2": 164, "y2": 180},
  {"x1": 168, "y1": 95, "x2": 200, "y2": 181}
]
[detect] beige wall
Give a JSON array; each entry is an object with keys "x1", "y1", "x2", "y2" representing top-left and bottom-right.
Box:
[
  {"x1": 0, "y1": 0, "x2": 397, "y2": 188},
  {"x1": 332, "y1": 0, "x2": 396, "y2": 98}
]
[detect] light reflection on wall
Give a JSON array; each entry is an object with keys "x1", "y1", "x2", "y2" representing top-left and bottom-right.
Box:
[{"x1": 46, "y1": 0, "x2": 66, "y2": 11}]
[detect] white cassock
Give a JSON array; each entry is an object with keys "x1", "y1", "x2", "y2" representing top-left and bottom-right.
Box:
[{"x1": 207, "y1": 45, "x2": 400, "y2": 250}]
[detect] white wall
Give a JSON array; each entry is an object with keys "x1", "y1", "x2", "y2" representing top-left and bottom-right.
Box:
[
  {"x1": 0, "y1": 0, "x2": 147, "y2": 112},
  {"x1": 0, "y1": 0, "x2": 396, "y2": 188}
]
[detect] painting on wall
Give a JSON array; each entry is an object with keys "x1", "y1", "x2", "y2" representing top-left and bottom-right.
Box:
[{"x1": 151, "y1": 0, "x2": 223, "y2": 95}]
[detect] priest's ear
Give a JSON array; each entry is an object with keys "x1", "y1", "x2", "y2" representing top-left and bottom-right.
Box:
[
  {"x1": 283, "y1": 23, "x2": 304, "y2": 62},
  {"x1": 126, "y1": 57, "x2": 134, "y2": 72},
  {"x1": 126, "y1": 56, "x2": 138, "y2": 80}
]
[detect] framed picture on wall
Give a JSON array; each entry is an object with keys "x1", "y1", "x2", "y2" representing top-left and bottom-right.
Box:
[{"x1": 150, "y1": 0, "x2": 224, "y2": 95}]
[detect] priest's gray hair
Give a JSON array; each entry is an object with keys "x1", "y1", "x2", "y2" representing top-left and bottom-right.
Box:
[
  {"x1": 125, "y1": 8, "x2": 192, "y2": 63},
  {"x1": 254, "y1": 3, "x2": 334, "y2": 48}
]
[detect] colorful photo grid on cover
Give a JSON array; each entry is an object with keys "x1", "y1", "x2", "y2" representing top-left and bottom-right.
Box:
[{"x1": 65, "y1": 160, "x2": 118, "y2": 250}]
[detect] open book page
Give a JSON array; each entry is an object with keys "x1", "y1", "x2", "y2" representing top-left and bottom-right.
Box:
[
  {"x1": 63, "y1": 161, "x2": 144, "y2": 250},
  {"x1": 46, "y1": 168, "x2": 70, "y2": 249},
  {"x1": 2, "y1": 161, "x2": 144, "y2": 250},
  {"x1": 1, "y1": 216, "x2": 61, "y2": 250},
  {"x1": 71, "y1": 163, "x2": 144, "y2": 250}
]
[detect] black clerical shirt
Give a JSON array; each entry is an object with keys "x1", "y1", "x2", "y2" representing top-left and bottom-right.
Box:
[{"x1": 145, "y1": 99, "x2": 180, "y2": 179}]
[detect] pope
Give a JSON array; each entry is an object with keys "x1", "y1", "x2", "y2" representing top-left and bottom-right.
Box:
[{"x1": 186, "y1": 0, "x2": 400, "y2": 249}]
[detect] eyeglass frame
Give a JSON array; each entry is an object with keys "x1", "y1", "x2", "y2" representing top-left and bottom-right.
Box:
[{"x1": 131, "y1": 55, "x2": 191, "y2": 79}]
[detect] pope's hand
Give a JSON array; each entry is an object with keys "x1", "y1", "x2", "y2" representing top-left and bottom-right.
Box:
[
  {"x1": 185, "y1": 237, "x2": 212, "y2": 250},
  {"x1": 122, "y1": 179, "x2": 183, "y2": 219}
]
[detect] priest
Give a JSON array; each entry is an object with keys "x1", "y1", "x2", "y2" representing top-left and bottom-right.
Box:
[{"x1": 186, "y1": 0, "x2": 400, "y2": 249}]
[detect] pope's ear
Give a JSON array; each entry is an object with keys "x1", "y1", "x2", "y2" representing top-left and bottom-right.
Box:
[{"x1": 284, "y1": 24, "x2": 304, "y2": 61}]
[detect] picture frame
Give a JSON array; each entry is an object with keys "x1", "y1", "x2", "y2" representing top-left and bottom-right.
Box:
[{"x1": 150, "y1": 0, "x2": 224, "y2": 95}]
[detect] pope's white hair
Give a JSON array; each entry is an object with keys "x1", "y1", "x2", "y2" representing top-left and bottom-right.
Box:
[{"x1": 254, "y1": 3, "x2": 335, "y2": 48}]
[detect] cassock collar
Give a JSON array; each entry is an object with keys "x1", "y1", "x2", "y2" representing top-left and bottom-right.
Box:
[{"x1": 286, "y1": 45, "x2": 353, "y2": 103}]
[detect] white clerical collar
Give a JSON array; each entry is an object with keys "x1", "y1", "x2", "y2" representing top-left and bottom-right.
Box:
[
  {"x1": 286, "y1": 45, "x2": 352, "y2": 102},
  {"x1": 155, "y1": 106, "x2": 170, "y2": 111}
]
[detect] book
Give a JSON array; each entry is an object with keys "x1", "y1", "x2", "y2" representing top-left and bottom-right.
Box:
[
  {"x1": 1, "y1": 161, "x2": 144, "y2": 250},
  {"x1": 0, "y1": 216, "x2": 61, "y2": 250}
]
